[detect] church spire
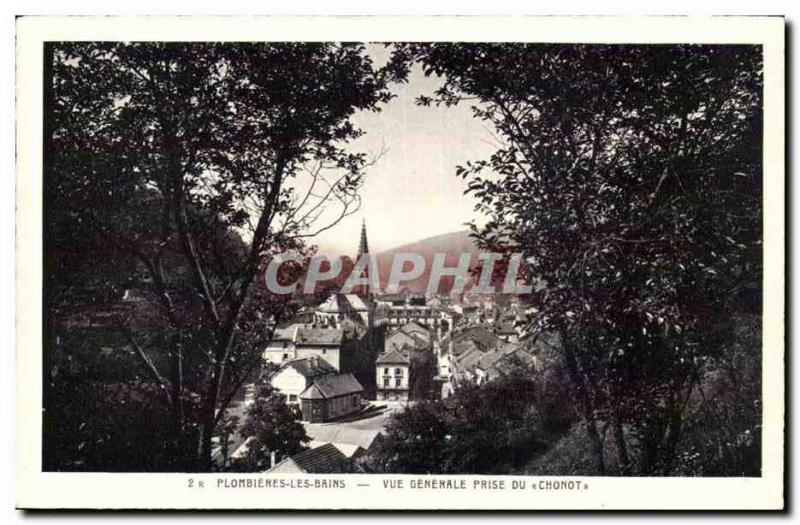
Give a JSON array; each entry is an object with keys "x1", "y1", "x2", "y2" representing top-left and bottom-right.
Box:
[
  {"x1": 358, "y1": 218, "x2": 369, "y2": 257},
  {"x1": 355, "y1": 219, "x2": 371, "y2": 300}
]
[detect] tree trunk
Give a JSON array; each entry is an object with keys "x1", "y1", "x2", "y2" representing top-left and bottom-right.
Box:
[
  {"x1": 611, "y1": 414, "x2": 630, "y2": 474},
  {"x1": 560, "y1": 329, "x2": 606, "y2": 475}
]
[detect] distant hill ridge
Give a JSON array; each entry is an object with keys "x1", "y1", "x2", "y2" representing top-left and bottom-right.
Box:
[{"x1": 374, "y1": 229, "x2": 481, "y2": 294}]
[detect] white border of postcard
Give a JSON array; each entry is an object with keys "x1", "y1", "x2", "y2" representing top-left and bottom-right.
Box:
[{"x1": 15, "y1": 15, "x2": 784, "y2": 510}]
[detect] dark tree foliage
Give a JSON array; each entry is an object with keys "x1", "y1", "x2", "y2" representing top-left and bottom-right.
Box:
[
  {"x1": 408, "y1": 346, "x2": 437, "y2": 401},
  {"x1": 229, "y1": 385, "x2": 310, "y2": 472},
  {"x1": 672, "y1": 314, "x2": 762, "y2": 476},
  {"x1": 43, "y1": 382, "x2": 203, "y2": 472},
  {"x1": 393, "y1": 44, "x2": 762, "y2": 475},
  {"x1": 45, "y1": 42, "x2": 401, "y2": 470},
  {"x1": 371, "y1": 364, "x2": 571, "y2": 474}
]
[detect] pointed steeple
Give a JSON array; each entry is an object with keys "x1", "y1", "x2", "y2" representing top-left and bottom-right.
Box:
[
  {"x1": 355, "y1": 219, "x2": 371, "y2": 301},
  {"x1": 358, "y1": 219, "x2": 369, "y2": 257}
]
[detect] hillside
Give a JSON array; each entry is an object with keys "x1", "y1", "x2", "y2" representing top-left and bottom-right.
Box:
[{"x1": 374, "y1": 230, "x2": 481, "y2": 294}]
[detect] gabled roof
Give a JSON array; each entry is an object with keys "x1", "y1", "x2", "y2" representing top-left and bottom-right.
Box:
[
  {"x1": 376, "y1": 349, "x2": 411, "y2": 365},
  {"x1": 282, "y1": 357, "x2": 336, "y2": 378},
  {"x1": 399, "y1": 321, "x2": 431, "y2": 339},
  {"x1": 387, "y1": 329, "x2": 429, "y2": 351},
  {"x1": 292, "y1": 443, "x2": 350, "y2": 473},
  {"x1": 295, "y1": 327, "x2": 343, "y2": 346},
  {"x1": 476, "y1": 350, "x2": 507, "y2": 372},
  {"x1": 304, "y1": 426, "x2": 384, "y2": 450},
  {"x1": 455, "y1": 346, "x2": 485, "y2": 370},
  {"x1": 452, "y1": 338, "x2": 480, "y2": 357},
  {"x1": 317, "y1": 293, "x2": 369, "y2": 314},
  {"x1": 316, "y1": 294, "x2": 344, "y2": 313},
  {"x1": 451, "y1": 326, "x2": 501, "y2": 351},
  {"x1": 271, "y1": 325, "x2": 300, "y2": 341},
  {"x1": 342, "y1": 293, "x2": 369, "y2": 311},
  {"x1": 486, "y1": 349, "x2": 539, "y2": 380},
  {"x1": 300, "y1": 373, "x2": 364, "y2": 400},
  {"x1": 269, "y1": 443, "x2": 349, "y2": 474}
]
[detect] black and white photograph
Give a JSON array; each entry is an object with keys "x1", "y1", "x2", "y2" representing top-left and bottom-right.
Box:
[{"x1": 13, "y1": 14, "x2": 785, "y2": 511}]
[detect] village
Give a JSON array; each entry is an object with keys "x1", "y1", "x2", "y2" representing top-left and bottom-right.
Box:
[{"x1": 218, "y1": 222, "x2": 548, "y2": 474}]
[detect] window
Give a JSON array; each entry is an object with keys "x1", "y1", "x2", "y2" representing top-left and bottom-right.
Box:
[
  {"x1": 395, "y1": 378, "x2": 402, "y2": 387},
  {"x1": 383, "y1": 378, "x2": 390, "y2": 388},
  {"x1": 384, "y1": 368, "x2": 389, "y2": 375},
  {"x1": 288, "y1": 394, "x2": 297, "y2": 402},
  {"x1": 322, "y1": 349, "x2": 327, "y2": 355},
  {"x1": 352, "y1": 395, "x2": 358, "y2": 407},
  {"x1": 282, "y1": 353, "x2": 288, "y2": 360},
  {"x1": 395, "y1": 368, "x2": 403, "y2": 376}
]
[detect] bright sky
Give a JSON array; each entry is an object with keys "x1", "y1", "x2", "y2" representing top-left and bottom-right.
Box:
[{"x1": 308, "y1": 44, "x2": 496, "y2": 257}]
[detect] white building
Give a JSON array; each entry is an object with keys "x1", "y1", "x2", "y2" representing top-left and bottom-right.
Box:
[
  {"x1": 375, "y1": 349, "x2": 411, "y2": 401},
  {"x1": 269, "y1": 357, "x2": 337, "y2": 404},
  {"x1": 262, "y1": 325, "x2": 344, "y2": 371},
  {"x1": 314, "y1": 293, "x2": 370, "y2": 329}
]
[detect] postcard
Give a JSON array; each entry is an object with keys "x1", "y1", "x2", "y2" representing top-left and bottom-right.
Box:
[{"x1": 15, "y1": 15, "x2": 784, "y2": 510}]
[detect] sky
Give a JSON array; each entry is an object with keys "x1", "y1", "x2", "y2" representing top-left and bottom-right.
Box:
[{"x1": 306, "y1": 44, "x2": 497, "y2": 257}]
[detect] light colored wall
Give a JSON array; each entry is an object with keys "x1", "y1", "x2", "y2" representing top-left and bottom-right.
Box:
[
  {"x1": 296, "y1": 346, "x2": 340, "y2": 371},
  {"x1": 270, "y1": 367, "x2": 308, "y2": 403},
  {"x1": 376, "y1": 364, "x2": 409, "y2": 391},
  {"x1": 263, "y1": 341, "x2": 295, "y2": 366}
]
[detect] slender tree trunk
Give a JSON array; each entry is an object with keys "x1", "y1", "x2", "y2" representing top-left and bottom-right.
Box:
[
  {"x1": 611, "y1": 413, "x2": 630, "y2": 474},
  {"x1": 560, "y1": 329, "x2": 605, "y2": 475}
]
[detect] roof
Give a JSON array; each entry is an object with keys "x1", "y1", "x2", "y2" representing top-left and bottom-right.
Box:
[
  {"x1": 300, "y1": 373, "x2": 364, "y2": 400},
  {"x1": 494, "y1": 321, "x2": 517, "y2": 335},
  {"x1": 475, "y1": 343, "x2": 521, "y2": 371},
  {"x1": 455, "y1": 346, "x2": 486, "y2": 370},
  {"x1": 309, "y1": 440, "x2": 364, "y2": 458},
  {"x1": 386, "y1": 329, "x2": 429, "y2": 352},
  {"x1": 452, "y1": 326, "x2": 502, "y2": 351},
  {"x1": 269, "y1": 444, "x2": 349, "y2": 474},
  {"x1": 317, "y1": 293, "x2": 369, "y2": 314},
  {"x1": 230, "y1": 436, "x2": 256, "y2": 459},
  {"x1": 476, "y1": 349, "x2": 508, "y2": 371},
  {"x1": 282, "y1": 357, "x2": 336, "y2": 378},
  {"x1": 452, "y1": 338, "x2": 480, "y2": 357},
  {"x1": 376, "y1": 293, "x2": 406, "y2": 304},
  {"x1": 399, "y1": 321, "x2": 431, "y2": 339},
  {"x1": 316, "y1": 294, "x2": 343, "y2": 313},
  {"x1": 304, "y1": 426, "x2": 384, "y2": 450},
  {"x1": 295, "y1": 327, "x2": 343, "y2": 346},
  {"x1": 376, "y1": 349, "x2": 411, "y2": 365},
  {"x1": 271, "y1": 325, "x2": 300, "y2": 341},
  {"x1": 342, "y1": 294, "x2": 369, "y2": 311}
]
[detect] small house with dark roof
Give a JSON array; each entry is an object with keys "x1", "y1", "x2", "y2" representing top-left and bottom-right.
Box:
[
  {"x1": 269, "y1": 356, "x2": 337, "y2": 404},
  {"x1": 375, "y1": 349, "x2": 411, "y2": 401},
  {"x1": 299, "y1": 373, "x2": 364, "y2": 423},
  {"x1": 267, "y1": 443, "x2": 353, "y2": 474}
]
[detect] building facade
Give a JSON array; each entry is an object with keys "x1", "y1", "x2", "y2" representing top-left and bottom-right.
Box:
[
  {"x1": 269, "y1": 357, "x2": 336, "y2": 404},
  {"x1": 262, "y1": 325, "x2": 344, "y2": 371},
  {"x1": 299, "y1": 373, "x2": 364, "y2": 423},
  {"x1": 375, "y1": 349, "x2": 411, "y2": 401}
]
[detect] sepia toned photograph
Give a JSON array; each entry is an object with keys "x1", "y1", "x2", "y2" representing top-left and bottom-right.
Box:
[{"x1": 15, "y1": 15, "x2": 785, "y2": 510}]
